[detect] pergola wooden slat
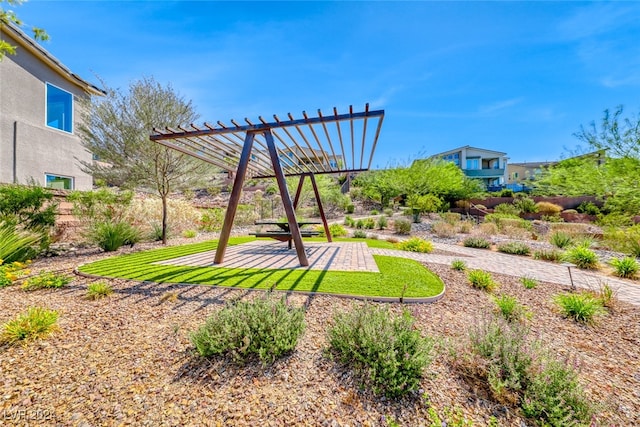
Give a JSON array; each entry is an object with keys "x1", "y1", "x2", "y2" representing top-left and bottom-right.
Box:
[{"x1": 150, "y1": 104, "x2": 384, "y2": 267}]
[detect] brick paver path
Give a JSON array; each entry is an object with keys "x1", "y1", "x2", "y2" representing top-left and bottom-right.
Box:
[{"x1": 371, "y1": 242, "x2": 640, "y2": 306}]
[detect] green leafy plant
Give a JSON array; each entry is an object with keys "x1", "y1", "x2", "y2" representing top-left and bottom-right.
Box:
[
  {"x1": 86, "y1": 220, "x2": 141, "y2": 252},
  {"x1": 554, "y1": 292, "x2": 606, "y2": 324},
  {"x1": 318, "y1": 223, "x2": 347, "y2": 238},
  {"x1": 355, "y1": 219, "x2": 365, "y2": 229},
  {"x1": 494, "y1": 203, "x2": 521, "y2": 216},
  {"x1": 493, "y1": 294, "x2": 530, "y2": 322},
  {"x1": 352, "y1": 230, "x2": 367, "y2": 238},
  {"x1": 1, "y1": 307, "x2": 59, "y2": 345},
  {"x1": 532, "y1": 249, "x2": 563, "y2": 263},
  {"x1": 514, "y1": 197, "x2": 538, "y2": 214},
  {"x1": 576, "y1": 201, "x2": 600, "y2": 215},
  {"x1": 594, "y1": 282, "x2": 618, "y2": 310},
  {"x1": 384, "y1": 208, "x2": 394, "y2": 217},
  {"x1": 0, "y1": 260, "x2": 30, "y2": 288},
  {"x1": 0, "y1": 222, "x2": 41, "y2": 264},
  {"x1": 393, "y1": 218, "x2": 412, "y2": 235},
  {"x1": 395, "y1": 237, "x2": 434, "y2": 253},
  {"x1": 563, "y1": 246, "x2": 599, "y2": 269},
  {"x1": 371, "y1": 209, "x2": 379, "y2": 215},
  {"x1": 463, "y1": 236, "x2": 491, "y2": 249},
  {"x1": 21, "y1": 271, "x2": 72, "y2": 291},
  {"x1": 467, "y1": 269, "x2": 497, "y2": 292},
  {"x1": 603, "y1": 224, "x2": 640, "y2": 257},
  {"x1": 182, "y1": 229, "x2": 197, "y2": 238},
  {"x1": 376, "y1": 216, "x2": 388, "y2": 230},
  {"x1": 497, "y1": 242, "x2": 530, "y2": 256},
  {"x1": 451, "y1": 259, "x2": 466, "y2": 271},
  {"x1": 0, "y1": 184, "x2": 57, "y2": 230},
  {"x1": 86, "y1": 281, "x2": 113, "y2": 300},
  {"x1": 520, "y1": 276, "x2": 538, "y2": 289},
  {"x1": 363, "y1": 218, "x2": 376, "y2": 229},
  {"x1": 345, "y1": 204, "x2": 355, "y2": 214},
  {"x1": 327, "y1": 304, "x2": 434, "y2": 397},
  {"x1": 609, "y1": 256, "x2": 639, "y2": 279},
  {"x1": 549, "y1": 231, "x2": 573, "y2": 249},
  {"x1": 190, "y1": 295, "x2": 305, "y2": 366},
  {"x1": 199, "y1": 207, "x2": 225, "y2": 232}
]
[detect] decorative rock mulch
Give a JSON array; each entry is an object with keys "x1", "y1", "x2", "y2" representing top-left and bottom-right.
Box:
[{"x1": 1, "y1": 234, "x2": 639, "y2": 426}]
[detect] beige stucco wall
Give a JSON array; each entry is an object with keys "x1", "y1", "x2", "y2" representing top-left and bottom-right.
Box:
[{"x1": 0, "y1": 30, "x2": 93, "y2": 190}]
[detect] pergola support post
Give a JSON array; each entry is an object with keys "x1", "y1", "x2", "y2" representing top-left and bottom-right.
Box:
[
  {"x1": 308, "y1": 173, "x2": 332, "y2": 242},
  {"x1": 214, "y1": 132, "x2": 255, "y2": 264},
  {"x1": 264, "y1": 131, "x2": 309, "y2": 266}
]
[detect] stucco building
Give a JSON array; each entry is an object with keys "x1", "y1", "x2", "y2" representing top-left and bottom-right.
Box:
[
  {"x1": 431, "y1": 145, "x2": 508, "y2": 188},
  {"x1": 0, "y1": 22, "x2": 104, "y2": 190}
]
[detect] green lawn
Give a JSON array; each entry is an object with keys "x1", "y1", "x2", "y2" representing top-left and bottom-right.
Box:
[{"x1": 78, "y1": 237, "x2": 443, "y2": 298}]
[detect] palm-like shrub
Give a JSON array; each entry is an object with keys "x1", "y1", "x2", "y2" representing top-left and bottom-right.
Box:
[
  {"x1": 1, "y1": 307, "x2": 59, "y2": 345},
  {"x1": 549, "y1": 231, "x2": 573, "y2": 249},
  {"x1": 86, "y1": 221, "x2": 141, "y2": 252},
  {"x1": 609, "y1": 257, "x2": 639, "y2": 279},
  {"x1": 0, "y1": 223, "x2": 41, "y2": 263},
  {"x1": 554, "y1": 292, "x2": 605, "y2": 324},
  {"x1": 563, "y1": 246, "x2": 599, "y2": 269}
]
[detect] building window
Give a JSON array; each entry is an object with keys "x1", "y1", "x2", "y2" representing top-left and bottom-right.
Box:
[
  {"x1": 46, "y1": 83, "x2": 73, "y2": 133},
  {"x1": 466, "y1": 158, "x2": 480, "y2": 170},
  {"x1": 45, "y1": 174, "x2": 74, "y2": 190}
]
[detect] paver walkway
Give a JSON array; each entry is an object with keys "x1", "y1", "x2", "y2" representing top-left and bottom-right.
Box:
[{"x1": 371, "y1": 242, "x2": 640, "y2": 306}]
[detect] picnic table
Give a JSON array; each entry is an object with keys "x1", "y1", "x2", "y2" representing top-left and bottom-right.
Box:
[{"x1": 251, "y1": 220, "x2": 322, "y2": 249}]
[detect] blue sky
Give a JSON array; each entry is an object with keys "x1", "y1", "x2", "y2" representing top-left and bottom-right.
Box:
[{"x1": 15, "y1": 1, "x2": 640, "y2": 167}]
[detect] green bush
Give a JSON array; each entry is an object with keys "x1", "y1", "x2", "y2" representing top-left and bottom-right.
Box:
[
  {"x1": 393, "y1": 218, "x2": 412, "y2": 235},
  {"x1": 352, "y1": 230, "x2": 367, "y2": 238},
  {"x1": 562, "y1": 246, "x2": 599, "y2": 269},
  {"x1": 467, "y1": 269, "x2": 497, "y2": 292},
  {"x1": 318, "y1": 223, "x2": 347, "y2": 238},
  {"x1": 0, "y1": 307, "x2": 59, "y2": 345},
  {"x1": 603, "y1": 225, "x2": 640, "y2": 257},
  {"x1": 86, "y1": 221, "x2": 141, "y2": 252},
  {"x1": 327, "y1": 304, "x2": 434, "y2": 397},
  {"x1": 514, "y1": 197, "x2": 538, "y2": 214},
  {"x1": 576, "y1": 201, "x2": 600, "y2": 215},
  {"x1": 0, "y1": 260, "x2": 30, "y2": 288},
  {"x1": 343, "y1": 216, "x2": 355, "y2": 227},
  {"x1": 0, "y1": 184, "x2": 57, "y2": 230},
  {"x1": 355, "y1": 219, "x2": 365, "y2": 229},
  {"x1": 520, "y1": 277, "x2": 538, "y2": 289},
  {"x1": 463, "y1": 236, "x2": 491, "y2": 249},
  {"x1": 363, "y1": 218, "x2": 376, "y2": 229},
  {"x1": 182, "y1": 229, "x2": 197, "y2": 238},
  {"x1": 549, "y1": 231, "x2": 573, "y2": 249},
  {"x1": 345, "y1": 204, "x2": 355, "y2": 214},
  {"x1": 554, "y1": 292, "x2": 605, "y2": 324},
  {"x1": 609, "y1": 257, "x2": 639, "y2": 279},
  {"x1": 384, "y1": 208, "x2": 394, "y2": 217},
  {"x1": 497, "y1": 242, "x2": 530, "y2": 256},
  {"x1": 190, "y1": 295, "x2": 305, "y2": 366},
  {"x1": 199, "y1": 207, "x2": 225, "y2": 232},
  {"x1": 532, "y1": 249, "x2": 563, "y2": 263},
  {"x1": 494, "y1": 203, "x2": 521, "y2": 216},
  {"x1": 451, "y1": 259, "x2": 466, "y2": 271},
  {"x1": 21, "y1": 271, "x2": 72, "y2": 291},
  {"x1": 376, "y1": 215, "x2": 388, "y2": 230},
  {"x1": 499, "y1": 189, "x2": 514, "y2": 197},
  {"x1": 395, "y1": 237, "x2": 434, "y2": 253},
  {"x1": 0, "y1": 222, "x2": 41, "y2": 263},
  {"x1": 493, "y1": 294, "x2": 530, "y2": 322},
  {"x1": 68, "y1": 188, "x2": 133, "y2": 223},
  {"x1": 86, "y1": 281, "x2": 114, "y2": 300},
  {"x1": 370, "y1": 209, "x2": 379, "y2": 215},
  {"x1": 535, "y1": 201, "x2": 563, "y2": 216}
]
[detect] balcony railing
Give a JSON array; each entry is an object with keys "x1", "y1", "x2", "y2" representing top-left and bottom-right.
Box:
[{"x1": 464, "y1": 168, "x2": 505, "y2": 178}]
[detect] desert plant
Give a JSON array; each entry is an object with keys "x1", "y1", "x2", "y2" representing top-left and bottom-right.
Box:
[
  {"x1": 355, "y1": 219, "x2": 365, "y2": 229},
  {"x1": 554, "y1": 292, "x2": 605, "y2": 324},
  {"x1": 467, "y1": 269, "x2": 497, "y2": 292},
  {"x1": 182, "y1": 229, "x2": 197, "y2": 238},
  {"x1": 603, "y1": 225, "x2": 640, "y2": 257},
  {"x1": 376, "y1": 216, "x2": 388, "y2": 230},
  {"x1": 317, "y1": 223, "x2": 347, "y2": 238},
  {"x1": 363, "y1": 218, "x2": 376, "y2": 229},
  {"x1": 86, "y1": 221, "x2": 141, "y2": 252},
  {"x1": 494, "y1": 203, "x2": 521, "y2": 216},
  {"x1": 86, "y1": 281, "x2": 113, "y2": 300},
  {"x1": 497, "y1": 242, "x2": 530, "y2": 256},
  {"x1": 0, "y1": 260, "x2": 30, "y2": 288},
  {"x1": 345, "y1": 204, "x2": 355, "y2": 214},
  {"x1": 451, "y1": 259, "x2": 467, "y2": 271},
  {"x1": 457, "y1": 220, "x2": 474, "y2": 234},
  {"x1": 21, "y1": 271, "x2": 72, "y2": 291},
  {"x1": 343, "y1": 216, "x2": 355, "y2": 227},
  {"x1": 520, "y1": 277, "x2": 538, "y2": 289},
  {"x1": 393, "y1": 218, "x2": 412, "y2": 235},
  {"x1": 432, "y1": 221, "x2": 456, "y2": 238},
  {"x1": 463, "y1": 236, "x2": 491, "y2": 249},
  {"x1": 514, "y1": 197, "x2": 538, "y2": 214},
  {"x1": 549, "y1": 231, "x2": 573, "y2": 249},
  {"x1": 478, "y1": 221, "x2": 499, "y2": 236},
  {"x1": 563, "y1": 246, "x2": 599, "y2": 269},
  {"x1": 535, "y1": 201, "x2": 563, "y2": 216},
  {"x1": 576, "y1": 201, "x2": 600, "y2": 215},
  {"x1": 190, "y1": 295, "x2": 305, "y2": 366},
  {"x1": 440, "y1": 212, "x2": 461, "y2": 225},
  {"x1": 0, "y1": 307, "x2": 59, "y2": 345},
  {"x1": 199, "y1": 207, "x2": 225, "y2": 232},
  {"x1": 594, "y1": 282, "x2": 618, "y2": 310},
  {"x1": 327, "y1": 304, "x2": 434, "y2": 397},
  {"x1": 493, "y1": 294, "x2": 530, "y2": 322},
  {"x1": 384, "y1": 208, "x2": 394, "y2": 217},
  {"x1": 352, "y1": 230, "x2": 367, "y2": 238},
  {"x1": 395, "y1": 237, "x2": 434, "y2": 253},
  {"x1": 371, "y1": 209, "x2": 379, "y2": 215},
  {"x1": 0, "y1": 222, "x2": 41, "y2": 264},
  {"x1": 609, "y1": 257, "x2": 639, "y2": 279},
  {"x1": 532, "y1": 249, "x2": 563, "y2": 263}
]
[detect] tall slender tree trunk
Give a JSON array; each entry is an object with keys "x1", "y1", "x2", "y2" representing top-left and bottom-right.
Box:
[{"x1": 161, "y1": 193, "x2": 168, "y2": 245}]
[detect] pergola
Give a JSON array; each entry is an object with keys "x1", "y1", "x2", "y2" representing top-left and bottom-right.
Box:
[{"x1": 150, "y1": 104, "x2": 385, "y2": 267}]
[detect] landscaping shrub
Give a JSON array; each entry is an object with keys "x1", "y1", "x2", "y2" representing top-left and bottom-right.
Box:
[
  {"x1": 393, "y1": 218, "x2": 412, "y2": 235},
  {"x1": 0, "y1": 184, "x2": 57, "y2": 231},
  {"x1": 494, "y1": 203, "x2": 521, "y2": 216},
  {"x1": 190, "y1": 295, "x2": 305, "y2": 366},
  {"x1": 21, "y1": 271, "x2": 72, "y2": 291},
  {"x1": 343, "y1": 216, "x2": 355, "y2": 227},
  {"x1": 370, "y1": 209, "x2": 379, "y2": 215},
  {"x1": 182, "y1": 229, "x2": 197, "y2": 238},
  {"x1": 0, "y1": 222, "x2": 41, "y2": 263},
  {"x1": 520, "y1": 276, "x2": 538, "y2": 289},
  {"x1": 554, "y1": 292, "x2": 605, "y2": 324},
  {"x1": 363, "y1": 218, "x2": 376, "y2": 229},
  {"x1": 535, "y1": 201, "x2": 563, "y2": 216},
  {"x1": 440, "y1": 212, "x2": 461, "y2": 225},
  {"x1": 235, "y1": 204, "x2": 259, "y2": 226},
  {"x1": 594, "y1": 282, "x2": 618, "y2": 310},
  {"x1": 432, "y1": 221, "x2": 456, "y2": 238},
  {"x1": 467, "y1": 269, "x2": 497, "y2": 292},
  {"x1": 457, "y1": 220, "x2": 474, "y2": 234},
  {"x1": 0, "y1": 307, "x2": 59, "y2": 345},
  {"x1": 355, "y1": 219, "x2": 365, "y2": 229},
  {"x1": 345, "y1": 204, "x2": 355, "y2": 214},
  {"x1": 463, "y1": 236, "x2": 491, "y2": 249},
  {"x1": 451, "y1": 259, "x2": 466, "y2": 271},
  {"x1": 562, "y1": 246, "x2": 599, "y2": 269},
  {"x1": 352, "y1": 230, "x2": 367, "y2": 238},
  {"x1": 609, "y1": 257, "x2": 639, "y2": 279},
  {"x1": 576, "y1": 201, "x2": 600, "y2": 215},
  {"x1": 319, "y1": 223, "x2": 347, "y2": 238},
  {"x1": 497, "y1": 242, "x2": 530, "y2": 256},
  {"x1": 86, "y1": 221, "x2": 141, "y2": 252},
  {"x1": 327, "y1": 304, "x2": 434, "y2": 397},
  {"x1": 532, "y1": 249, "x2": 563, "y2": 263},
  {"x1": 493, "y1": 294, "x2": 530, "y2": 322},
  {"x1": 199, "y1": 207, "x2": 225, "y2": 232},
  {"x1": 0, "y1": 260, "x2": 30, "y2": 288},
  {"x1": 603, "y1": 224, "x2": 640, "y2": 257},
  {"x1": 514, "y1": 197, "x2": 537, "y2": 214},
  {"x1": 549, "y1": 231, "x2": 573, "y2": 249},
  {"x1": 499, "y1": 189, "x2": 514, "y2": 197},
  {"x1": 478, "y1": 222, "x2": 499, "y2": 236},
  {"x1": 86, "y1": 281, "x2": 114, "y2": 300},
  {"x1": 395, "y1": 237, "x2": 433, "y2": 253},
  {"x1": 383, "y1": 208, "x2": 394, "y2": 217},
  {"x1": 376, "y1": 216, "x2": 388, "y2": 230}
]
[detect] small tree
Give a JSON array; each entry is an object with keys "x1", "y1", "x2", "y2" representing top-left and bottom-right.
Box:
[
  {"x1": 78, "y1": 77, "x2": 212, "y2": 244},
  {"x1": 0, "y1": 0, "x2": 48, "y2": 60}
]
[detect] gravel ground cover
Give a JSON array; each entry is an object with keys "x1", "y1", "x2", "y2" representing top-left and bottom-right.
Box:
[{"x1": 1, "y1": 232, "x2": 639, "y2": 426}]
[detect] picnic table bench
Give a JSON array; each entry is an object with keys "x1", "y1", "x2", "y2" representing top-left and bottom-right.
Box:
[{"x1": 250, "y1": 220, "x2": 322, "y2": 249}]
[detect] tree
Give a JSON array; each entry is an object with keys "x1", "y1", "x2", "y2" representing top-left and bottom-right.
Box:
[
  {"x1": 1, "y1": 0, "x2": 48, "y2": 60},
  {"x1": 78, "y1": 77, "x2": 212, "y2": 244},
  {"x1": 353, "y1": 168, "x2": 404, "y2": 207},
  {"x1": 574, "y1": 105, "x2": 640, "y2": 158}
]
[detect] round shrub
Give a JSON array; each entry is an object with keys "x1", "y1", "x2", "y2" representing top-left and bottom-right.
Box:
[
  {"x1": 535, "y1": 202, "x2": 563, "y2": 216},
  {"x1": 609, "y1": 257, "x2": 639, "y2": 279},
  {"x1": 497, "y1": 242, "x2": 531, "y2": 256},
  {"x1": 467, "y1": 269, "x2": 498, "y2": 292},
  {"x1": 395, "y1": 237, "x2": 434, "y2": 253},
  {"x1": 463, "y1": 236, "x2": 491, "y2": 249},
  {"x1": 393, "y1": 218, "x2": 412, "y2": 235},
  {"x1": 563, "y1": 246, "x2": 599, "y2": 269}
]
